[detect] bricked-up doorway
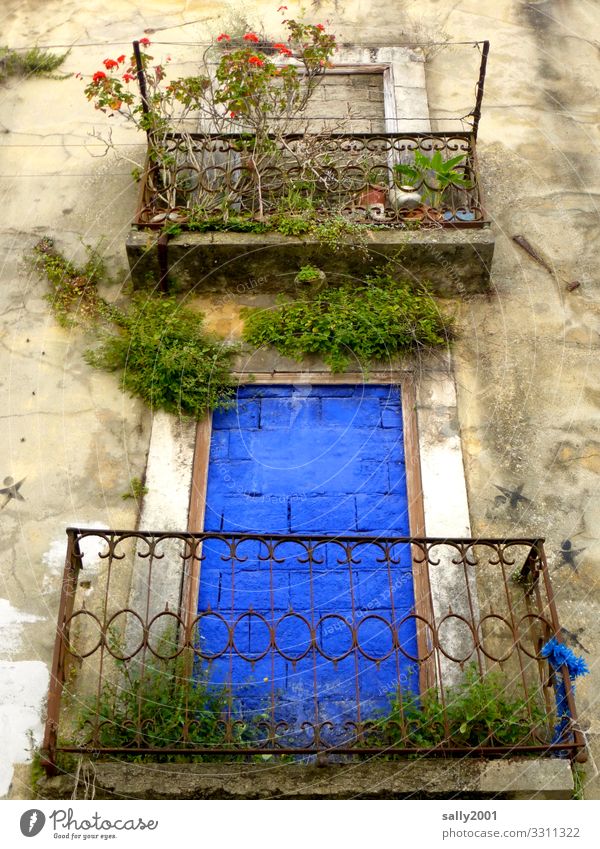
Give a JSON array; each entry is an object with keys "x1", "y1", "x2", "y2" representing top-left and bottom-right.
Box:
[
  {"x1": 195, "y1": 385, "x2": 418, "y2": 745},
  {"x1": 300, "y1": 69, "x2": 386, "y2": 133}
]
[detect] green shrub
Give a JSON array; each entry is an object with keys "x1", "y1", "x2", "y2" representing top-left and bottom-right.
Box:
[
  {"x1": 295, "y1": 264, "x2": 323, "y2": 284},
  {"x1": 379, "y1": 664, "x2": 546, "y2": 749},
  {"x1": 85, "y1": 296, "x2": 238, "y2": 417},
  {"x1": 242, "y1": 268, "x2": 453, "y2": 372},
  {"x1": 312, "y1": 215, "x2": 368, "y2": 253},
  {"x1": 75, "y1": 650, "x2": 231, "y2": 759}
]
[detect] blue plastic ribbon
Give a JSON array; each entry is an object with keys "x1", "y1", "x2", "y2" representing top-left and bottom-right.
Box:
[{"x1": 540, "y1": 637, "x2": 589, "y2": 748}]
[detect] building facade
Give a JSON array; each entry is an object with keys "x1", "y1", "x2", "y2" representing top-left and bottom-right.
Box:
[{"x1": 1, "y1": 0, "x2": 598, "y2": 799}]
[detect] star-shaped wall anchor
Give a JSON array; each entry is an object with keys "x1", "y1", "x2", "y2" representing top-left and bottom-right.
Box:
[
  {"x1": 557, "y1": 539, "x2": 584, "y2": 572},
  {"x1": 493, "y1": 483, "x2": 531, "y2": 509},
  {"x1": 0, "y1": 476, "x2": 26, "y2": 509}
]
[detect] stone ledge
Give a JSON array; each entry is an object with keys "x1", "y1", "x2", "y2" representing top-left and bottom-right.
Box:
[
  {"x1": 37, "y1": 758, "x2": 572, "y2": 800},
  {"x1": 126, "y1": 228, "x2": 495, "y2": 298}
]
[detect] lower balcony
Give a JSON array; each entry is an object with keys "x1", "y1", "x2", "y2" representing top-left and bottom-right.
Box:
[{"x1": 40, "y1": 529, "x2": 583, "y2": 773}]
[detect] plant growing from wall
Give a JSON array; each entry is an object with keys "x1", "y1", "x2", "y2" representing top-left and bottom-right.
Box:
[
  {"x1": 393, "y1": 149, "x2": 472, "y2": 208},
  {"x1": 241, "y1": 267, "x2": 453, "y2": 372},
  {"x1": 0, "y1": 46, "x2": 69, "y2": 83},
  {"x1": 377, "y1": 664, "x2": 546, "y2": 749},
  {"x1": 84, "y1": 296, "x2": 238, "y2": 418},
  {"x1": 32, "y1": 239, "x2": 238, "y2": 418},
  {"x1": 31, "y1": 237, "x2": 106, "y2": 327},
  {"x1": 122, "y1": 476, "x2": 148, "y2": 501},
  {"x1": 294, "y1": 264, "x2": 323, "y2": 284}
]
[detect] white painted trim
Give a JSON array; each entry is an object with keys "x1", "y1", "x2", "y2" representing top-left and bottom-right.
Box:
[
  {"x1": 416, "y1": 362, "x2": 477, "y2": 684},
  {"x1": 128, "y1": 411, "x2": 196, "y2": 626}
]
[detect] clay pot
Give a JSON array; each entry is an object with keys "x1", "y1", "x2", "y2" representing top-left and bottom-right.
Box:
[
  {"x1": 404, "y1": 204, "x2": 444, "y2": 224},
  {"x1": 355, "y1": 184, "x2": 387, "y2": 208}
]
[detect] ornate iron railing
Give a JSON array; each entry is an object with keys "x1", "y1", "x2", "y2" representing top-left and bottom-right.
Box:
[
  {"x1": 134, "y1": 131, "x2": 488, "y2": 230},
  {"x1": 41, "y1": 530, "x2": 583, "y2": 771}
]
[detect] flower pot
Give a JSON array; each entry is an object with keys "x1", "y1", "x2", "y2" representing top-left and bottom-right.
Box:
[
  {"x1": 355, "y1": 184, "x2": 387, "y2": 208},
  {"x1": 403, "y1": 204, "x2": 444, "y2": 224},
  {"x1": 388, "y1": 185, "x2": 422, "y2": 210}
]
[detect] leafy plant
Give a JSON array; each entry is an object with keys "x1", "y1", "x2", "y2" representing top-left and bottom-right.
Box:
[
  {"x1": 242, "y1": 267, "x2": 453, "y2": 372},
  {"x1": 75, "y1": 642, "x2": 231, "y2": 759},
  {"x1": 272, "y1": 212, "x2": 314, "y2": 237},
  {"x1": 31, "y1": 237, "x2": 106, "y2": 327},
  {"x1": 0, "y1": 46, "x2": 69, "y2": 82},
  {"x1": 85, "y1": 296, "x2": 238, "y2": 418},
  {"x1": 185, "y1": 209, "x2": 268, "y2": 234},
  {"x1": 295, "y1": 264, "x2": 323, "y2": 284},
  {"x1": 269, "y1": 186, "x2": 317, "y2": 236},
  {"x1": 572, "y1": 764, "x2": 586, "y2": 800},
  {"x1": 312, "y1": 215, "x2": 368, "y2": 254},
  {"x1": 122, "y1": 476, "x2": 148, "y2": 501},
  {"x1": 379, "y1": 664, "x2": 546, "y2": 749},
  {"x1": 32, "y1": 239, "x2": 238, "y2": 418},
  {"x1": 393, "y1": 149, "x2": 472, "y2": 207}
]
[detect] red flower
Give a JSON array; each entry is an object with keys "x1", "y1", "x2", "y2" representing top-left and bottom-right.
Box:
[
  {"x1": 122, "y1": 72, "x2": 135, "y2": 82},
  {"x1": 117, "y1": 54, "x2": 126, "y2": 63},
  {"x1": 277, "y1": 5, "x2": 288, "y2": 11},
  {"x1": 248, "y1": 55, "x2": 264, "y2": 66},
  {"x1": 92, "y1": 71, "x2": 107, "y2": 82},
  {"x1": 316, "y1": 24, "x2": 325, "y2": 31},
  {"x1": 230, "y1": 111, "x2": 237, "y2": 118},
  {"x1": 277, "y1": 46, "x2": 292, "y2": 56},
  {"x1": 243, "y1": 32, "x2": 259, "y2": 42},
  {"x1": 103, "y1": 58, "x2": 118, "y2": 70},
  {"x1": 139, "y1": 37, "x2": 151, "y2": 46},
  {"x1": 217, "y1": 33, "x2": 231, "y2": 42}
]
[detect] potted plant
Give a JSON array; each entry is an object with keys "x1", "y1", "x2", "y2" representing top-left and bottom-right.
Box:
[{"x1": 392, "y1": 149, "x2": 472, "y2": 209}]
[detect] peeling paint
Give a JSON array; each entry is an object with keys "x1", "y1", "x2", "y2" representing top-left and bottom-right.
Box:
[
  {"x1": 0, "y1": 599, "x2": 42, "y2": 659},
  {"x1": 41, "y1": 522, "x2": 109, "y2": 595},
  {"x1": 0, "y1": 661, "x2": 49, "y2": 798}
]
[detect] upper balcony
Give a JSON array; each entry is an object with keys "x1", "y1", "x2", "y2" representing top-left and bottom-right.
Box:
[{"x1": 124, "y1": 40, "x2": 495, "y2": 296}]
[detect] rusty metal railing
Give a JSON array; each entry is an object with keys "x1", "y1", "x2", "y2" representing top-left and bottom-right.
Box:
[
  {"x1": 133, "y1": 131, "x2": 488, "y2": 230},
  {"x1": 41, "y1": 530, "x2": 583, "y2": 771}
]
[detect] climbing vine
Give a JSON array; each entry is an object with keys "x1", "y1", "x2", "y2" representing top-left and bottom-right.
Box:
[{"x1": 32, "y1": 239, "x2": 237, "y2": 418}]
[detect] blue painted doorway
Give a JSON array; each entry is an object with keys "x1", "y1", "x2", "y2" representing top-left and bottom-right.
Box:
[{"x1": 197, "y1": 385, "x2": 418, "y2": 746}]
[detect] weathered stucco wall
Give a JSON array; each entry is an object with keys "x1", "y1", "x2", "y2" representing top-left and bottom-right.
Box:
[{"x1": 2, "y1": 0, "x2": 600, "y2": 798}]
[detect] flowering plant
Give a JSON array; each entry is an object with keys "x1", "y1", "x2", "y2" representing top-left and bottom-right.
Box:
[{"x1": 83, "y1": 16, "x2": 336, "y2": 218}]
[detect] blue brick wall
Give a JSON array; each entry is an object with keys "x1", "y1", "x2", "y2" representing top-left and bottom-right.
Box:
[{"x1": 197, "y1": 385, "x2": 418, "y2": 740}]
